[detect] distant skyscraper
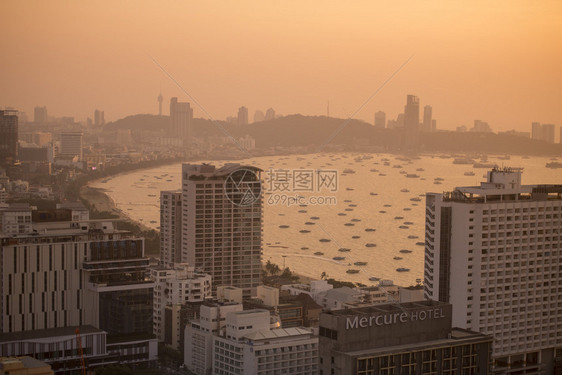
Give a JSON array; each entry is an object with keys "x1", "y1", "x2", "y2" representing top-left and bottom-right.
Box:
[
  {"x1": 94, "y1": 109, "x2": 105, "y2": 126},
  {"x1": 265, "y1": 108, "x2": 276, "y2": 121},
  {"x1": 374, "y1": 111, "x2": 386, "y2": 128},
  {"x1": 237, "y1": 106, "x2": 248, "y2": 125},
  {"x1": 170, "y1": 97, "x2": 193, "y2": 144},
  {"x1": 158, "y1": 92, "x2": 163, "y2": 116},
  {"x1": 253, "y1": 110, "x2": 265, "y2": 123},
  {"x1": 424, "y1": 168, "x2": 562, "y2": 373},
  {"x1": 404, "y1": 95, "x2": 420, "y2": 131},
  {"x1": 542, "y1": 123, "x2": 555, "y2": 143},
  {"x1": 0, "y1": 110, "x2": 18, "y2": 164},
  {"x1": 34, "y1": 106, "x2": 48, "y2": 124},
  {"x1": 432, "y1": 119, "x2": 437, "y2": 131},
  {"x1": 422, "y1": 105, "x2": 432, "y2": 132},
  {"x1": 181, "y1": 163, "x2": 263, "y2": 297},
  {"x1": 531, "y1": 122, "x2": 542, "y2": 140},
  {"x1": 60, "y1": 132, "x2": 83, "y2": 160}
]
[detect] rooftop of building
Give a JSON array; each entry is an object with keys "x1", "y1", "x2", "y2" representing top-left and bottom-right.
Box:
[
  {"x1": 183, "y1": 163, "x2": 263, "y2": 178},
  {"x1": 326, "y1": 300, "x2": 448, "y2": 317},
  {"x1": 0, "y1": 325, "x2": 104, "y2": 343},
  {"x1": 243, "y1": 327, "x2": 314, "y2": 341},
  {"x1": 432, "y1": 167, "x2": 562, "y2": 203}
]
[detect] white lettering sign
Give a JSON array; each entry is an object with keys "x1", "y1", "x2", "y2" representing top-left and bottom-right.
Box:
[{"x1": 345, "y1": 308, "x2": 446, "y2": 330}]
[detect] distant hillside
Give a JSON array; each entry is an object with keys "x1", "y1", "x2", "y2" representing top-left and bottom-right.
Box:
[{"x1": 104, "y1": 113, "x2": 562, "y2": 156}]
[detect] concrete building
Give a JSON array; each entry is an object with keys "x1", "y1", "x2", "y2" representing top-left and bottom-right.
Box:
[
  {"x1": 0, "y1": 203, "x2": 32, "y2": 234},
  {"x1": 184, "y1": 301, "x2": 243, "y2": 375},
  {"x1": 94, "y1": 109, "x2": 105, "y2": 126},
  {"x1": 404, "y1": 95, "x2": 419, "y2": 131},
  {"x1": 422, "y1": 105, "x2": 432, "y2": 132},
  {"x1": 0, "y1": 110, "x2": 18, "y2": 164},
  {"x1": 265, "y1": 108, "x2": 275, "y2": 121},
  {"x1": 160, "y1": 190, "x2": 182, "y2": 267},
  {"x1": 170, "y1": 97, "x2": 193, "y2": 144},
  {"x1": 374, "y1": 111, "x2": 386, "y2": 129},
  {"x1": 319, "y1": 301, "x2": 492, "y2": 375},
  {"x1": 213, "y1": 309, "x2": 318, "y2": 375},
  {"x1": 237, "y1": 106, "x2": 248, "y2": 125},
  {"x1": 59, "y1": 132, "x2": 83, "y2": 161},
  {"x1": 542, "y1": 123, "x2": 555, "y2": 144},
  {"x1": 181, "y1": 163, "x2": 263, "y2": 297},
  {"x1": 151, "y1": 263, "x2": 211, "y2": 343},
  {"x1": 472, "y1": 119, "x2": 492, "y2": 133},
  {"x1": 531, "y1": 122, "x2": 542, "y2": 140},
  {"x1": 423, "y1": 167, "x2": 562, "y2": 373},
  {"x1": 253, "y1": 110, "x2": 265, "y2": 123},
  {"x1": 33, "y1": 106, "x2": 48, "y2": 124}
]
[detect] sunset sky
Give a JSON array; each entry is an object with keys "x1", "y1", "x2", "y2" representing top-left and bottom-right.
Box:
[{"x1": 1, "y1": 1, "x2": 561, "y2": 132}]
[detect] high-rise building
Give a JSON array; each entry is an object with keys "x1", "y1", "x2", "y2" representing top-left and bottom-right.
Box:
[
  {"x1": 34, "y1": 106, "x2": 48, "y2": 124},
  {"x1": 374, "y1": 111, "x2": 386, "y2": 129},
  {"x1": 94, "y1": 109, "x2": 105, "y2": 126},
  {"x1": 253, "y1": 110, "x2": 265, "y2": 123},
  {"x1": 0, "y1": 209, "x2": 153, "y2": 335},
  {"x1": 265, "y1": 108, "x2": 276, "y2": 121},
  {"x1": 0, "y1": 110, "x2": 18, "y2": 164},
  {"x1": 237, "y1": 106, "x2": 248, "y2": 125},
  {"x1": 160, "y1": 190, "x2": 183, "y2": 267},
  {"x1": 432, "y1": 119, "x2": 437, "y2": 131},
  {"x1": 158, "y1": 92, "x2": 163, "y2": 116},
  {"x1": 531, "y1": 122, "x2": 542, "y2": 140},
  {"x1": 181, "y1": 163, "x2": 263, "y2": 297},
  {"x1": 542, "y1": 123, "x2": 555, "y2": 144},
  {"x1": 423, "y1": 168, "x2": 562, "y2": 373},
  {"x1": 422, "y1": 105, "x2": 433, "y2": 132},
  {"x1": 60, "y1": 132, "x2": 83, "y2": 160},
  {"x1": 404, "y1": 95, "x2": 420, "y2": 131},
  {"x1": 170, "y1": 97, "x2": 193, "y2": 144},
  {"x1": 403, "y1": 95, "x2": 419, "y2": 148},
  {"x1": 151, "y1": 264, "x2": 211, "y2": 344},
  {"x1": 319, "y1": 301, "x2": 492, "y2": 375}
]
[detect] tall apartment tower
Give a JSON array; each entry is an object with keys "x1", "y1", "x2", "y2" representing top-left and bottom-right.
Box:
[
  {"x1": 423, "y1": 168, "x2": 562, "y2": 374},
  {"x1": 181, "y1": 163, "x2": 263, "y2": 297},
  {"x1": 170, "y1": 97, "x2": 193, "y2": 144},
  {"x1": 531, "y1": 122, "x2": 542, "y2": 140},
  {"x1": 374, "y1": 111, "x2": 386, "y2": 129},
  {"x1": 542, "y1": 124, "x2": 555, "y2": 144},
  {"x1": 160, "y1": 190, "x2": 183, "y2": 267},
  {"x1": 404, "y1": 95, "x2": 420, "y2": 131},
  {"x1": 422, "y1": 105, "x2": 432, "y2": 132},
  {"x1": 94, "y1": 110, "x2": 105, "y2": 126},
  {"x1": 237, "y1": 106, "x2": 248, "y2": 125},
  {"x1": 0, "y1": 110, "x2": 18, "y2": 164}
]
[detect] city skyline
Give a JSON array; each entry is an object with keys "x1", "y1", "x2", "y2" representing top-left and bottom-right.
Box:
[{"x1": 1, "y1": 1, "x2": 561, "y2": 131}]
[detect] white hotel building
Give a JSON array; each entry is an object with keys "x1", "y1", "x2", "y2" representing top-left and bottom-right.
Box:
[
  {"x1": 424, "y1": 168, "x2": 562, "y2": 374},
  {"x1": 151, "y1": 263, "x2": 211, "y2": 342},
  {"x1": 181, "y1": 164, "x2": 263, "y2": 297}
]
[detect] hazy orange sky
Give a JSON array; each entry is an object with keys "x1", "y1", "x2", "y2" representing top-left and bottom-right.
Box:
[{"x1": 1, "y1": 1, "x2": 561, "y2": 132}]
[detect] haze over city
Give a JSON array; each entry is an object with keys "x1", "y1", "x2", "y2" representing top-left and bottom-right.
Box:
[{"x1": 2, "y1": 0, "x2": 562, "y2": 131}]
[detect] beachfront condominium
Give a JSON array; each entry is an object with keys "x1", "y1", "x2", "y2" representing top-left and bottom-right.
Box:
[
  {"x1": 423, "y1": 167, "x2": 562, "y2": 374},
  {"x1": 181, "y1": 163, "x2": 263, "y2": 297}
]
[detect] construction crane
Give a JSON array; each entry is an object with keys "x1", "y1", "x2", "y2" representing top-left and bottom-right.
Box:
[{"x1": 75, "y1": 328, "x2": 87, "y2": 375}]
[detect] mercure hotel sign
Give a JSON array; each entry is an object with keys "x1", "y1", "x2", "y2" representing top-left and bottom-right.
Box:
[{"x1": 346, "y1": 307, "x2": 446, "y2": 330}]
